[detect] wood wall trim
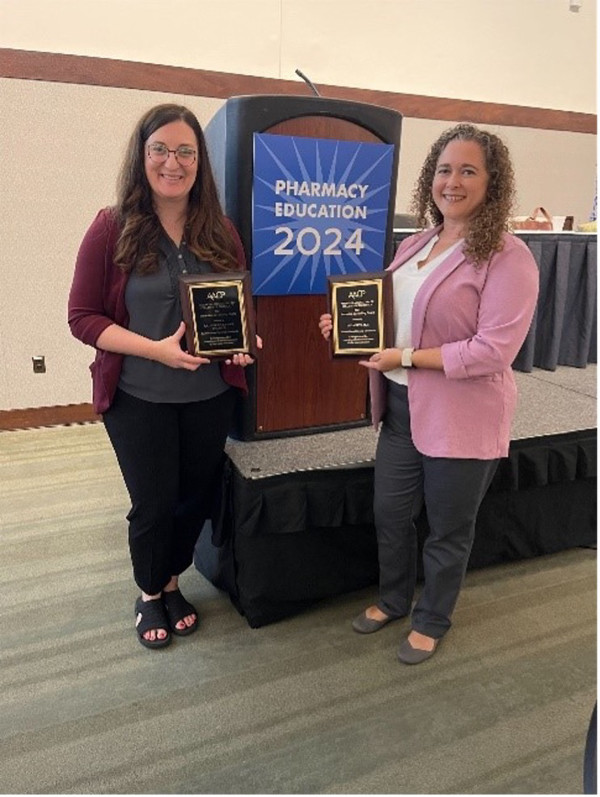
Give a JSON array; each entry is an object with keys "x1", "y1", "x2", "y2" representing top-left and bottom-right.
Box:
[
  {"x1": 0, "y1": 48, "x2": 595, "y2": 134},
  {"x1": 0, "y1": 404, "x2": 100, "y2": 432}
]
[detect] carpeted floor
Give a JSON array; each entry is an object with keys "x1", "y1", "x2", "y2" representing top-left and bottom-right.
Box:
[{"x1": 0, "y1": 420, "x2": 596, "y2": 794}]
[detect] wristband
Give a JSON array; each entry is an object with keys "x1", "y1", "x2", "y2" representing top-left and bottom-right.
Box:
[{"x1": 401, "y1": 347, "x2": 415, "y2": 368}]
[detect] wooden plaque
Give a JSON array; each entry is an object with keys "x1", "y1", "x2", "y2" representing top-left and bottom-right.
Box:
[
  {"x1": 327, "y1": 272, "x2": 393, "y2": 357},
  {"x1": 179, "y1": 272, "x2": 257, "y2": 359}
]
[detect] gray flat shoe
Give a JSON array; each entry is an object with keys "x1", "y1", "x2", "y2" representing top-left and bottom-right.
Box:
[
  {"x1": 397, "y1": 636, "x2": 439, "y2": 665},
  {"x1": 352, "y1": 610, "x2": 394, "y2": 634}
]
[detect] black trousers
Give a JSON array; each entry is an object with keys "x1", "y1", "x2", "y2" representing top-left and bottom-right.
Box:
[
  {"x1": 373, "y1": 382, "x2": 499, "y2": 638},
  {"x1": 103, "y1": 387, "x2": 236, "y2": 595}
]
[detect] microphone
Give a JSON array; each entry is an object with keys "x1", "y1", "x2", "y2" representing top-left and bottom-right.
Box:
[{"x1": 295, "y1": 68, "x2": 321, "y2": 97}]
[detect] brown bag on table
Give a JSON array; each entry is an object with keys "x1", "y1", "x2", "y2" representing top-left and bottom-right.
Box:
[{"x1": 511, "y1": 207, "x2": 553, "y2": 231}]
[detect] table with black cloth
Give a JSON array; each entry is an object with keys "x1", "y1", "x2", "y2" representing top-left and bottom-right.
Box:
[
  {"x1": 392, "y1": 230, "x2": 597, "y2": 372},
  {"x1": 195, "y1": 367, "x2": 596, "y2": 627}
]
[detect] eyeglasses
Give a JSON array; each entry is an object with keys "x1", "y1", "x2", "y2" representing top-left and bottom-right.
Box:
[{"x1": 147, "y1": 142, "x2": 197, "y2": 166}]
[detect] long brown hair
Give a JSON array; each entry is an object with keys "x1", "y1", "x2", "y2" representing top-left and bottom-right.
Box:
[
  {"x1": 114, "y1": 104, "x2": 240, "y2": 274},
  {"x1": 411, "y1": 123, "x2": 516, "y2": 264}
]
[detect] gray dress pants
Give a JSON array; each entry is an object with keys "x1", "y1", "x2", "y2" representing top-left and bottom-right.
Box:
[{"x1": 374, "y1": 382, "x2": 499, "y2": 638}]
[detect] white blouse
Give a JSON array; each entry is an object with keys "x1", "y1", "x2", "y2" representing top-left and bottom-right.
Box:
[{"x1": 385, "y1": 235, "x2": 463, "y2": 387}]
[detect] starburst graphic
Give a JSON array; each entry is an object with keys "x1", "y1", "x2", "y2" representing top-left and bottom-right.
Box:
[{"x1": 252, "y1": 133, "x2": 394, "y2": 295}]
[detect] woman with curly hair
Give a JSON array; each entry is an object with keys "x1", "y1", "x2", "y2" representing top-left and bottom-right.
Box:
[
  {"x1": 320, "y1": 123, "x2": 538, "y2": 664},
  {"x1": 69, "y1": 104, "x2": 258, "y2": 650}
]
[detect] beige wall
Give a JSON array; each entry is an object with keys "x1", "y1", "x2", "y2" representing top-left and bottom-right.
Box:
[
  {"x1": 0, "y1": 0, "x2": 596, "y2": 112},
  {"x1": 0, "y1": 0, "x2": 596, "y2": 411}
]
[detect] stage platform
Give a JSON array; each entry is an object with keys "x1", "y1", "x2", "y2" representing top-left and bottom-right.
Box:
[{"x1": 195, "y1": 366, "x2": 597, "y2": 627}]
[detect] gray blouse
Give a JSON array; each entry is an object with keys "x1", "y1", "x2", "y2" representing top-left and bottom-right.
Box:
[{"x1": 118, "y1": 233, "x2": 228, "y2": 403}]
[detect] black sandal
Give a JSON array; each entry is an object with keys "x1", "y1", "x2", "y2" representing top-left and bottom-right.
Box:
[
  {"x1": 134, "y1": 596, "x2": 172, "y2": 649},
  {"x1": 162, "y1": 589, "x2": 199, "y2": 636}
]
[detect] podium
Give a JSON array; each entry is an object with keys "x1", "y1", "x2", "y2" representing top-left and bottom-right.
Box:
[{"x1": 204, "y1": 95, "x2": 402, "y2": 440}]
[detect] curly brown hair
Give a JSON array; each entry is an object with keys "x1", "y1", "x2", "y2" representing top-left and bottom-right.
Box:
[
  {"x1": 410, "y1": 123, "x2": 516, "y2": 264},
  {"x1": 114, "y1": 104, "x2": 240, "y2": 274}
]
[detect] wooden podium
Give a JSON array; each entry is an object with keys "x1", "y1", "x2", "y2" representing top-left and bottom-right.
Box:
[{"x1": 204, "y1": 95, "x2": 402, "y2": 440}]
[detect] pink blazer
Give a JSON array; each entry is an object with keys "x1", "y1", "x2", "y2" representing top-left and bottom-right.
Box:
[{"x1": 369, "y1": 226, "x2": 539, "y2": 459}]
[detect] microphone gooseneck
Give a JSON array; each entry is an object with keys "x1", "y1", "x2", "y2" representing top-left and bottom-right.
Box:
[{"x1": 295, "y1": 68, "x2": 321, "y2": 97}]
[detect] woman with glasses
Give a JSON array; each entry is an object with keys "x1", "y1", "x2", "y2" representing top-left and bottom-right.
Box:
[{"x1": 69, "y1": 104, "x2": 257, "y2": 650}]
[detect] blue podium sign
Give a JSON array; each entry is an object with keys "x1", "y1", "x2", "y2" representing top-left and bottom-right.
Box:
[{"x1": 252, "y1": 133, "x2": 394, "y2": 296}]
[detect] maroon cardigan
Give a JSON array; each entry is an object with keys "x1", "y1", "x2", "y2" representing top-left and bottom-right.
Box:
[{"x1": 68, "y1": 207, "x2": 248, "y2": 414}]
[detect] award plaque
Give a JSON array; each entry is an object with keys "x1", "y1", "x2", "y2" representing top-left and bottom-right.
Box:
[
  {"x1": 327, "y1": 272, "x2": 393, "y2": 357},
  {"x1": 179, "y1": 272, "x2": 257, "y2": 359}
]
